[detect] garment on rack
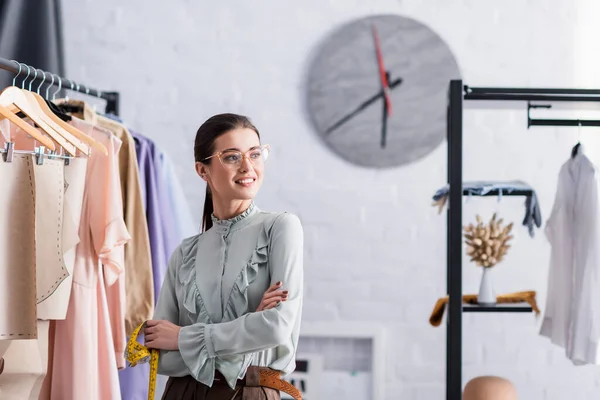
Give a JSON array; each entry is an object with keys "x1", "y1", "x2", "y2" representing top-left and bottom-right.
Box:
[
  {"x1": 0, "y1": 120, "x2": 88, "y2": 320},
  {"x1": 540, "y1": 152, "x2": 600, "y2": 365},
  {"x1": 0, "y1": 153, "x2": 37, "y2": 339},
  {"x1": 46, "y1": 119, "x2": 130, "y2": 400},
  {"x1": 133, "y1": 132, "x2": 177, "y2": 297},
  {"x1": 32, "y1": 158, "x2": 69, "y2": 306},
  {"x1": 67, "y1": 100, "x2": 155, "y2": 336},
  {"x1": 432, "y1": 180, "x2": 542, "y2": 237},
  {"x1": 37, "y1": 157, "x2": 88, "y2": 319}
]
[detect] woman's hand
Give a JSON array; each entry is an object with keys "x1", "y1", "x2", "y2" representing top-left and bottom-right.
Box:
[
  {"x1": 256, "y1": 281, "x2": 288, "y2": 312},
  {"x1": 144, "y1": 320, "x2": 181, "y2": 351}
]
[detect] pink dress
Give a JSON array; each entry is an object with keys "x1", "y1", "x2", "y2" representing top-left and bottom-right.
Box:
[{"x1": 45, "y1": 119, "x2": 130, "y2": 400}]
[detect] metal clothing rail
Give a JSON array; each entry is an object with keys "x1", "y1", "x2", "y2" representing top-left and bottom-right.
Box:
[
  {"x1": 0, "y1": 56, "x2": 120, "y2": 115},
  {"x1": 445, "y1": 80, "x2": 600, "y2": 400}
]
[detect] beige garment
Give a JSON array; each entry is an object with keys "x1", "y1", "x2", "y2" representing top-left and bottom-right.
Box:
[
  {"x1": 0, "y1": 154, "x2": 37, "y2": 339},
  {"x1": 67, "y1": 100, "x2": 154, "y2": 336},
  {"x1": 0, "y1": 119, "x2": 88, "y2": 320},
  {"x1": 36, "y1": 157, "x2": 88, "y2": 320},
  {"x1": 0, "y1": 321, "x2": 50, "y2": 400},
  {"x1": 33, "y1": 159, "x2": 69, "y2": 306}
]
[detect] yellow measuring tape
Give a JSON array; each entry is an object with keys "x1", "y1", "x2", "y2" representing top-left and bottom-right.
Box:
[{"x1": 126, "y1": 322, "x2": 159, "y2": 400}]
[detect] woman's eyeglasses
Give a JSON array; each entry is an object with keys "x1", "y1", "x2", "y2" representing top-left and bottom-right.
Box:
[{"x1": 203, "y1": 144, "x2": 270, "y2": 170}]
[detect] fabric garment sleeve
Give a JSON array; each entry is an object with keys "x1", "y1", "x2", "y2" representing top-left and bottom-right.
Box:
[
  {"x1": 154, "y1": 247, "x2": 196, "y2": 377},
  {"x1": 103, "y1": 117, "x2": 155, "y2": 337},
  {"x1": 178, "y1": 213, "x2": 304, "y2": 375}
]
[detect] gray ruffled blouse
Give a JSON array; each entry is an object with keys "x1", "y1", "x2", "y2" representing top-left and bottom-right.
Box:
[{"x1": 154, "y1": 203, "x2": 304, "y2": 389}]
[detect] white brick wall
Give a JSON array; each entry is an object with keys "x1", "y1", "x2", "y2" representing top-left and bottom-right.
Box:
[{"x1": 60, "y1": 0, "x2": 600, "y2": 398}]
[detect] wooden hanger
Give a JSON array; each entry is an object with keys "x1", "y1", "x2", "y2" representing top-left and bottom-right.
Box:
[
  {"x1": 1, "y1": 66, "x2": 89, "y2": 156},
  {"x1": 29, "y1": 70, "x2": 107, "y2": 156},
  {"x1": 21, "y1": 89, "x2": 89, "y2": 155},
  {"x1": 0, "y1": 103, "x2": 56, "y2": 150},
  {"x1": 29, "y1": 91, "x2": 107, "y2": 156},
  {"x1": 0, "y1": 86, "x2": 78, "y2": 156}
]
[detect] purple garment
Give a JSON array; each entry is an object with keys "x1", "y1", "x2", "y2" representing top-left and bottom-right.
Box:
[
  {"x1": 146, "y1": 134, "x2": 181, "y2": 264},
  {"x1": 119, "y1": 132, "x2": 179, "y2": 400},
  {"x1": 133, "y1": 132, "x2": 179, "y2": 297}
]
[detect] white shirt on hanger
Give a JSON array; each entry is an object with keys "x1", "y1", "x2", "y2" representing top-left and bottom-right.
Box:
[{"x1": 540, "y1": 149, "x2": 600, "y2": 365}]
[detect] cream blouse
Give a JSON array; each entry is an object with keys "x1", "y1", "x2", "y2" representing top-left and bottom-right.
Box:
[{"x1": 154, "y1": 203, "x2": 304, "y2": 389}]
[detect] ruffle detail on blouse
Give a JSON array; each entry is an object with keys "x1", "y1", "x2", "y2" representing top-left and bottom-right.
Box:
[
  {"x1": 178, "y1": 323, "x2": 216, "y2": 385},
  {"x1": 178, "y1": 234, "x2": 212, "y2": 323},
  {"x1": 224, "y1": 225, "x2": 269, "y2": 320}
]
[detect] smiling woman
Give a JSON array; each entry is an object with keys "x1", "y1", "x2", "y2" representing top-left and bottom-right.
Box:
[
  {"x1": 144, "y1": 113, "x2": 304, "y2": 400},
  {"x1": 193, "y1": 115, "x2": 270, "y2": 231}
]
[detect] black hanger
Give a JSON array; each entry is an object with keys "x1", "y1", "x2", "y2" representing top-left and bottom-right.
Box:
[
  {"x1": 15, "y1": 100, "x2": 72, "y2": 122},
  {"x1": 571, "y1": 142, "x2": 581, "y2": 158},
  {"x1": 56, "y1": 102, "x2": 83, "y2": 115},
  {"x1": 571, "y1": 120, "x2": 582, "y2": 158},
  {"x1": 45, "y1": 99, "x2": 71, "y2": 122}
]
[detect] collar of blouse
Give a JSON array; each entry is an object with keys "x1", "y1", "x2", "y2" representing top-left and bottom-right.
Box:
[{"x1": 210, "y1": 202, "x2": 258, "y2": 235}]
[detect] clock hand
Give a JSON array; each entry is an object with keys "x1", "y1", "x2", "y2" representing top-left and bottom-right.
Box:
[
  {"x1": 381, "y1": 89, "x2": 388, "y2": 148},
  {"x1": 380, "y1": 71, "x2": 390, "y2": 149},
  {"x1": 325, "y1": 77, "x2": 402, "y2": 135},
  {"x1": 372, "y1": 24, "x2": 392, "y2": 116}
]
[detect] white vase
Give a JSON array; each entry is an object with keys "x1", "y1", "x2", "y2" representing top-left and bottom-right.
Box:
[{"x1": 478, "y1": 267, "x2": 496, "y2": 305}]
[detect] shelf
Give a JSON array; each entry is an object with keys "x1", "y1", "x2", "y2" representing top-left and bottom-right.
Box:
[
  {"x1": 433, "y1": 181, "x2": 536, "y2": 204},
  {"x1": 462, "y1": 188, "x2": 533, "y2": 197},
  {"x1": 463, "y1": 303, "x2": 533, "y2": 313}
]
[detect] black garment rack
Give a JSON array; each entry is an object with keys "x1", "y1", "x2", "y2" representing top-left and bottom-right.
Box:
[
  {"x1": 445, "y1": 79, "x2": 600, "y2": 400},
  {"x1": 0, "y1": 56, "x2": 120, "y2": 115}
]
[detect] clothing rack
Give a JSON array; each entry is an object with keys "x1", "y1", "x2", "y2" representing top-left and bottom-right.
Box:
[
  {"x1": 0, "y1": 56, "x2": 120, "y2": 115},
  {"x1": 445, "y1": 79, "x2": 600, "y2": 400}
]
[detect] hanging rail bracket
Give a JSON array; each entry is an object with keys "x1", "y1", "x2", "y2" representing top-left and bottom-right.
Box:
[
  {"x1": 527, "y1": 102, "x2": 552, "y2": 129},
  {"x1": 527, "y1": 101, "x2": 600, "y2": 127}
]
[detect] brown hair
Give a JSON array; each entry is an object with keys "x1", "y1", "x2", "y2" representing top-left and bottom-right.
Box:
[{"x1": 194, "y1": 113, "x2": 260, "y2": 232}]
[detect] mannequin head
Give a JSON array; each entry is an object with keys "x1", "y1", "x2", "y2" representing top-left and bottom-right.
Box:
[{"x1": 463, "y1": 376, "x2": 518, "y2": 400}]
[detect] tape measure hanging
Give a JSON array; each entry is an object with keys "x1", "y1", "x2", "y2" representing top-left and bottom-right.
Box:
[{"x1": 126, "y1": 321, "x2": 159, "y2": 400}]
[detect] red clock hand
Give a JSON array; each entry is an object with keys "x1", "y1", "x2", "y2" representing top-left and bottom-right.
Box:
[{"x1": 372, "y1": 24, "x2": 392, "y2": 116}]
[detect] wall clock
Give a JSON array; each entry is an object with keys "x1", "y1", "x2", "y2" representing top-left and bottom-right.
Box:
[{"x1": 306, "y1": 14, "x2": 461, "y2": 168}]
